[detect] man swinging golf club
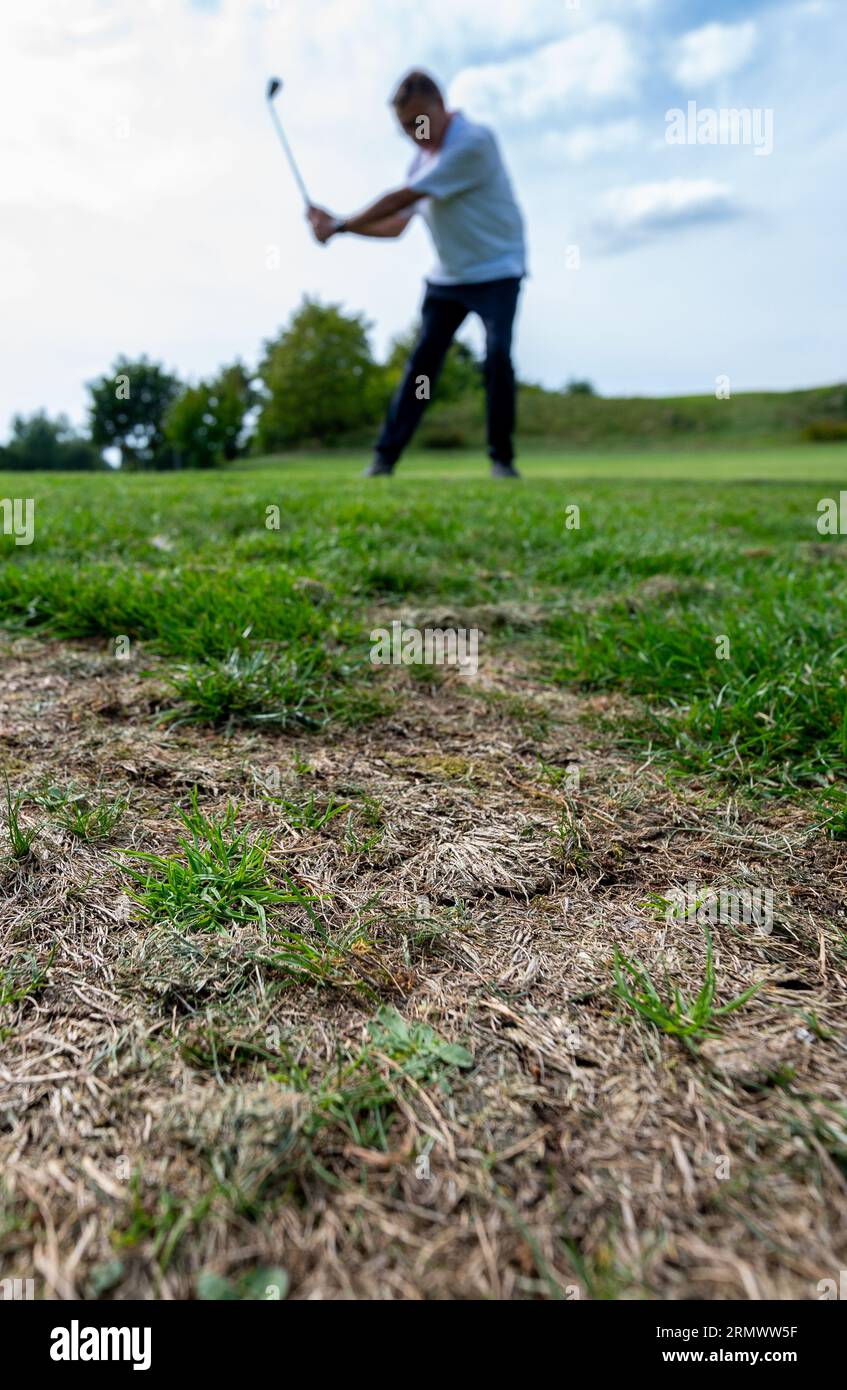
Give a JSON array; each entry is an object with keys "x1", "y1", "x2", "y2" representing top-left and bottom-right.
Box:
[{"x1": 307, "y1": 70, "x2": 527, "y2": 479}]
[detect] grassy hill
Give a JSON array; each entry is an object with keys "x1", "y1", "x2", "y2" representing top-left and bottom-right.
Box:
[{"x1": 418, "y1": 381, "x2": 847, "y2": 450}]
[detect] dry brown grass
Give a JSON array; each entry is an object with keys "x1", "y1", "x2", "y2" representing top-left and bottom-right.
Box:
[{"x1": 1, "y1": 635, "x2": 846, "y2": 1301}]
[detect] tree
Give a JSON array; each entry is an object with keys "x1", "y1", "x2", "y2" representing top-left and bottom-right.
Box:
[
  {"x1": 565, "y1": 379, "x2": 595, "y2": 396},
  {"x1": 161, "y1": 385, "x2": 218, "y2": 470},
  {"x1": 0, "y1": 412, "x2": 102, "y2": 471},
  {"x1": 255, "y1": 298, "x2": 381, "y2": 450},
  {"x1": 163, "y1": 362, "x2": 255, "y2": 469},
  {"x1": 88, "y1": 355, "x2": 181, "y2": 468},
  {"x1": 383, "y1": 328, "x2": 482, "y2": 404},
  {"x1": 212, "y1": 362, "x2": 256, "y2": 460}
]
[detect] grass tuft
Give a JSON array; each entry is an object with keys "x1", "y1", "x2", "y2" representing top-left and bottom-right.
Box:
[
  {"x1": 264, "y1": 790, "x2": 349, "y2": 831},
  {"x1": 3, "y1": 776, "x2": 40, "y2": 860},
  {"x1": 613, "y1": 930, "x2": 763, "y2": 1049},
  {"x1": 124, "y1": 792, "x2": 301, "y2": 933},
  {"x1": 53, "y1": 790, "x2": 128, "y2": 842}
]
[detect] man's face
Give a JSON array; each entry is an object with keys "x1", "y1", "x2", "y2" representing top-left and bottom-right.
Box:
[{"x1": 395, "y1": 98, "x2": 449, "y2": 151}]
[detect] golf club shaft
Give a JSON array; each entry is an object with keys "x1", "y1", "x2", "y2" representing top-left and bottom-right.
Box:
[{"x1": 268, "y1": 105, "x2": 310, "y2": 207}]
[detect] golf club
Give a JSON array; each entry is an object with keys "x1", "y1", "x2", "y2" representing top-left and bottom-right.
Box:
[{"x1": 265, "y1": 76, "x2": 311, "y2": 208}]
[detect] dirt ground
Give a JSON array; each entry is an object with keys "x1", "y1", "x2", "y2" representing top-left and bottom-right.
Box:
[{"x1": 1, "y1": 634, "x2": 846, "y2": 1300}]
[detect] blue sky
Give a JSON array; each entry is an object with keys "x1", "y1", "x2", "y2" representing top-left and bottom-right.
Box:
[{"x1": 1, "y1": 0, "x2": 844, "y2": 438}]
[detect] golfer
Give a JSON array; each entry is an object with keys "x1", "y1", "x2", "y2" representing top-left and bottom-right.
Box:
[{"x1": 308, "y1": 70, "x2": 526, "y2": 478}]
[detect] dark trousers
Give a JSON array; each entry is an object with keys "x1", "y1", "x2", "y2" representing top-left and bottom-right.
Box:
[{"x1": 375, "y1": 276, "x2": 522, "y2": 467}]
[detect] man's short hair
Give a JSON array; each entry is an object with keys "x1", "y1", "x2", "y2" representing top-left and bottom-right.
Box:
[{"x1": 391, "y1": 70, "x2": 444, "y2": 109}]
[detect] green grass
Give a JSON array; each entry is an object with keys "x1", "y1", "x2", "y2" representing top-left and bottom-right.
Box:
[
  {"x1": 613, "y1": 931, "x2": 763, "y2": 1049},
  {"x1": 3, "y1": 446, "x2": 847, "y2": 786},
  {"x1": 123, "y1": 795, "x2": 357, "y2": 988},
  {"x1": 52, "y1": 790, "x2": 128, "y2": 842},
  {"x1": 264, "y1": 790, "x2": 349, "y2": 831},
  {"x1": 546, "y1": 566, "x2": 847, "y2": 786},
  {"x1": 0, "y1": 947, "x2": 55, "y2": 1024},
  {"x1": 125, "y1": 795, "x2": 303, "y2": 934},
  {"x1": 3, "y1": 775, "x2": 40, "y2": 859},
  {"x1": 279, "y1": 1005, "x2": 473, "y2": 1156},
  {"x1": 196, "y1": 1266, "x2": 288, "y2": 1301},
  {"x1": 159, "y1": 647, "x2": 354, "y2": 729},
  {"x1": 420, "y1": 381, "x2": 847, "y2": 451},
  {"x1": 111, "y1": 1175, "x2": 212, "y2": 1274},
  {"x1": 816, "y1": 788, "x2": 847, "y2": 840},
  {"x1": 0, "y1": 945, "x2": 55, "y2": 1042},
  {"x1": 312, "y1": 381, "x2": 847, "y2": 452},
  {"x1": 21, "y1": 781, "x2": 127, "y2": 841}
]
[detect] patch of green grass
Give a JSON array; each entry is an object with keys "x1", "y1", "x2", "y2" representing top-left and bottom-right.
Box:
[
  {"x1": 0, "y1": 562, "x2": 331, "y2": 660},
  {"x1": 264, "y1": 789, "x2": 349, "y2": 831},
  {"x1": 26, "y1": 783, "x2": 78, "y2": 810},
  {"x1": 422, "y1": 382, "x2": 847, "y2": 451},
  {"x1": 197, "y1": 1266, "x2": 288, "y2": 1301},
  {"x1": 547, "y1": 563, "x2": 847, "y2": 787},
  {"x1": 21, "y1": 782, "x2": 127, "y2": 843},
  {"x1": 160, "y1": 647, "x2": 328, "y2": 728},
  {"x1": 112, "y1": 1175, "x2": 212, "y2": 1273},
  {"x1": 549, "y1": 800, "x2": 590, "y2": 870},
  {"x1": 343, "y1": 823, "x2": 385, "y2": 857},
  {"x1": 274, "y1": 1006, "x2": 473, "y2": 1157},
  {"x1": 0, "y1": 947, "x2": 55, "y2": 1039},
  {"x1": 0, "y1": 556, "x2": 381, "y2": 732},
  {"x1": 3, "y1": 776, "x2": 40, "y2": 859},
  {"x1": 340, "y1": 791, "x2": 386, "y2": 855},
  {"x1": 613, "y1": 930, "x2": 762, "y2": 1049},
  {"x1": 639, "y1": 892, "x2": 680, "y2": 923},
  {"x1": 537, "y1": 758, "x2": 578, "y2": 790},
  {"x1": 124, "y1": 794, "x2": 302, "y2": 934},
  {"x1": 367, "y1": 1004, "x2": 473, "y2": 1077},
  {"x1": 813, "y1": 787, "x2": 847, "y2": 839},
  {"x1": 124, "y1": 796, "x2": 356, "y2": 991},
  {"x1": 53, "y1": 790, "x2": 128, "y2": 842},
  {"x1": 3, "y1": 450, "x2": 847, "y2": 782},
  {"x1": 352, "y1": 792, "x2": 384, "y2": 828}
]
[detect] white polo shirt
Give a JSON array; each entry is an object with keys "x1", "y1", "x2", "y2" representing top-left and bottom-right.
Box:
[{"x1": 406, "y1": 112, "x2": 527, "y2": 286}]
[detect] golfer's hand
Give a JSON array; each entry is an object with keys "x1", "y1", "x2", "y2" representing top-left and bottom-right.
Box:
[{"x1": 307, "y1": 205, "x2": 338, "y2": 245}]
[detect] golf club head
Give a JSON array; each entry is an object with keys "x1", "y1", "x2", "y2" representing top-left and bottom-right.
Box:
[{"x1": 266, "y1": 76, "x2": 282, "y2": 101}]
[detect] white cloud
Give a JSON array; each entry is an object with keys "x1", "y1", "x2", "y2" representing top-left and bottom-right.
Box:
[
  {"x1": 594, "y1": 178, "x2": 738, "y2": 249},
  {"x1": 670, "y1": 21, "x2": 758, "y2": 87},
  {"x1": 542, "y1": 118, "x2": 641, "y2": 163},
  {"x1": 451, "y1": 24, "x2": 641, "y2": 122}
]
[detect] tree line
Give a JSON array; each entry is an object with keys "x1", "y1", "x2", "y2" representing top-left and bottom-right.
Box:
[{"x1": 0, "y1": 297, "x2": 482, "y2": 471}]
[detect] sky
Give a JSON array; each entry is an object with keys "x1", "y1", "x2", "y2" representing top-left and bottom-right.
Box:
[{"x1": 0, "y1": 0, "x2": 845, "y2": 439}]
